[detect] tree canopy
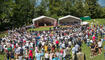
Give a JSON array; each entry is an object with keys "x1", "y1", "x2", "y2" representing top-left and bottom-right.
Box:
[{"x1": 0, "y1": 0, "x2": 105, "y2": 31}]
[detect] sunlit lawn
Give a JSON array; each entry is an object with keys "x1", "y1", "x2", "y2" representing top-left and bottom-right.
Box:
[{"x1": 28, "y1": 26, "x2": 54, "y2": 31}]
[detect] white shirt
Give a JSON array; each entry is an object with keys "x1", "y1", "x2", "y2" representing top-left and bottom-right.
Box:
[
  {"x1": 45, "y1": 53, "x2": 49, "y2": 58},
  {"x1": 68, "y1": 41, "x2": 72, "y2": 46},
  {"x1": 26, "y1": 42, "x2": 29, "y2": 46},
  {"x1": 50, "y1": 53, "x2": 53, "y2": 60},
  {"x1": 63, "y1": 49, "x2": 66, "y2": 57},
  {"x1": 90, "y1": 40, "x2": 93, "y2": 43},
  {"x1": 72, "y1": 47, "x2": 76, "y2": 54},
  {"x1": 62, "y1": 43, "x2": 65, "y2": 48},
  {"x1": 87, "y1": 39, "x2": 90, "y2": 42},
  {"x1": 75, "y1": 44, "x2": 80, "y2": 52},
  {"x1": 42, "y1": 42, "x2": 45, "y2": 46},
  {"x1": 98, "y1": 41, "x2": 102, "y2": 47},
  {"x1": 55, "y1": 52, "x2": 60, "y2": 57},
  {"x1": 18, "y1": 56, "x2": 22, "y2": 60},
  {"x1": 30, "y1": 42, "x2": 33, "y2": 47},
  {"x1": 15, "y1": 48, "x2": 20, "y2": 54}
]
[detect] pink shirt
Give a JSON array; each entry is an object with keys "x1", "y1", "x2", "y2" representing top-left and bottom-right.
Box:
[
  {"x1": 92, "y1": 36, "x2": 95, "y2": 41},
  {"x1": 29, "y1": 50, "x2": 33, "y2": 58}
]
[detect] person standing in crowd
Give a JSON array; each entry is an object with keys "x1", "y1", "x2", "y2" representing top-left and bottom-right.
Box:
[
  {"x1": 10, "y1": 50, "x2": 14, "y2": 60},
  {"x1": 56, "y1": 40, "x2": 59, "y2": 49},
  {"x1": 49, "y1": 51, "x2": 54, "y2": 60},
  {"x1": 98, "y1": 40, "x2": 102, "y2": 55},
  {"x1": 92, "y1": 35, "x2": 96, "y2": 42},
  {"x1": 72, "y1": 45, "x2": 76, "y2": 60},
  {"x1": 44, "y1": 44, "x2": 48, "y2": 52},
  {"x1": 29, "y1": 50, "x2": 33, "y2": 60},
  {"x1": 94, "y1": 43, "x2": 98, "y2": 56},
  {"x1": 66, "y1": 46, "x2": 71, "y2": 59},
  {"x1": 24, "y1": 48, "x2": 28, "y2": 60},
  {"x1": 76, "y1": 48, "x2": 86, "y2": 60},
  {"x1": 52, "y1": 54, "x2": 60, "y2": 60},
  {"x1": 75, "y1": 43, "x2": 80, "y2": 53},
  {"x1": 35, "y1": 51, "x2": 44, "y2": 60},
  {"x1": 90, "y1": 43, "x2": 95, "y2": 57},
  {"x1": 15, "y1": 46, "x2": 20, "y2": 60},
  {"x1": 6, "y1": 51, "x2": 10, "y2": 60},
  {"x1": 45, "y1": 51, "x2": 49, "y2": 60},
  {"x1": 0, "y1": 42, "x2": 3, "y2": 54}
]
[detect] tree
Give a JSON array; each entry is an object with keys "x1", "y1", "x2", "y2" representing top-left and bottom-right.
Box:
[
  {"x1": 0, "y1": 0, "x2": 105, "y2": 31},
  {"x1": 11, "y1": 0, "x2": 35, "y2": 28},
  {"x1": 85, "y1": 0, "x2": 101, "y2": 18},
  {"x1": 35, "y1": 0, "x2": 47, "y2": 16},
  {"x1": 71, "y1": 0, "x2": 86, "y2": 17},
  {"x1": 0, "y1": 0, "x2": 14, "y2": 30}
]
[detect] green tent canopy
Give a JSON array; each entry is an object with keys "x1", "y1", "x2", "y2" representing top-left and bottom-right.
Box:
[{"x1": 80, "y1": 16, "x2": 91, "y2": 21}]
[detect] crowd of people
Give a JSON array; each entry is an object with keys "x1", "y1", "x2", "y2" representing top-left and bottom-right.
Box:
[{"x1": 0, "y1": 23, "x2": 105, "y2": 60}]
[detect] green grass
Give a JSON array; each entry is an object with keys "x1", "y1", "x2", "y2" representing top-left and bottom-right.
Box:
[
  {"x1": 0, "y1": 31, "x2": 8, "y2": 38},
  {"x1": 86, "y1": 19, "x2": 105, "y2": 25},
  {"x1": 28, "y1": 26, "x2": 53, "y2": 31},
  {"x1": 0, "y1": 54, "x2": 5, "y2": 60},
  {"x1": 82, "y1": 19, "x2": 105, "y2": 60},
  {"x1": 82, "y1": 42, "x2": 105, "y2": 60}
]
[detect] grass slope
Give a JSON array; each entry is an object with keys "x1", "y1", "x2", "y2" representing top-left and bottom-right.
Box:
[
  {"x1": 28, "y1": 26, "x2": 53, "y2": 31},
  {"x1": 86, "y1": 19, "x2": 105, "y2": 25},
  {"x1": 82, "y1": 42, "x2": 105, "y2": 60}
]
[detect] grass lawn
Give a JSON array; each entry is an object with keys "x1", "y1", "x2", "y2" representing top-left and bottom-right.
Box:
[
  {"x1": 82, "y1": 42, "x2": 105, "y2": 60},
  {"x1": 83, "y1": 19, "x2": 105, "y2": 60},
  {"x1": 0, "y1": 54, "x2": 5, "y2": 60},
  {"x1": 0, "y1": 31, "x2": 8, "y2": 38},
  {"x1": 27, "y1": 26, "x2": 54, "y2": 31},
  {"x1": 86, "y1": 19, "x2": 105, "y2": 25}
]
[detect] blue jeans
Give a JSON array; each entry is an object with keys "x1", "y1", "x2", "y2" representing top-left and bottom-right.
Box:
[
  {"x1": 63, "y1": 57, "x2": 66, "y2": 60},
  {"x1": 7, "y1": 58, "x2": 9, "y2": 60}
]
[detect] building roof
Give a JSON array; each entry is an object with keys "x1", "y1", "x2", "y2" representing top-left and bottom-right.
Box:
[
  {"x1": 59, "y1": 15, "x2": 81, "y2": 21},
  {"x1": 32, "y1": 16, "x2": 56, "y2": 22}
]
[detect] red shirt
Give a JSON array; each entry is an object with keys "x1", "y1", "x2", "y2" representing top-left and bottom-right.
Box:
[
  {"x1": 64, "y1": 33, "x2": 67, "y2": 36},
  {"x1": 88, "y1": 27, "x2": 90, "y2": 30},
  {"x1": 29, "y1": 50, "x2": 33, "y2": 58},
  {"x1": 14, "y1": 45, "x2": 16, "y2": 49},
  {"x1": 60, "y1": 49, "x2": 63, "y2": 54}
]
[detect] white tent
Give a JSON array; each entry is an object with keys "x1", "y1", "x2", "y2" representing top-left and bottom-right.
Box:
[
  {"x1": 58, "y1": 15, "x2": 81, "y2": 25},
  {"x1": 32, "y1": 16, "x2": 57, "y2": 27},
  {"x1": 81, "y1": 22, "x2": 89, "y2": 25}
]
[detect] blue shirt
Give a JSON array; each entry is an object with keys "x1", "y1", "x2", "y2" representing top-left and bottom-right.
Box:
[
  {"x1": 53, "y1": 57, "x2": 60, "y2": 60},
  {"x1": 35, "y1": 52, "x2": 44, "y2": 60}
]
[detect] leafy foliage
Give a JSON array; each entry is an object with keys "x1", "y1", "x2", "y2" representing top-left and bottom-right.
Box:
[{"x1": 0, "y1": 0, "x2": 105, "y2": 31}]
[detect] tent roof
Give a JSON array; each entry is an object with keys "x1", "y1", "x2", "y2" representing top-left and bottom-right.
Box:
[
  {"x1": 59, "y1": 15, "x2": 81, "y2": 21},
  {"x1": 32, "y1": 16, "x2": 56, "y2": 22}
]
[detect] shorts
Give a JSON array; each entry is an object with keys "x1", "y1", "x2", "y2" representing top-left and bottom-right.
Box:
[
  {"x1": 11, "y1": 56, "x2": 14, "y2": 58},
  {"x1": 99, "y1": 47, "x2": 102, "y2": 49},
  {"x1": 45, "y1": 58, "x2": 49, "y2": 60},
  {"x1": 95, "y1": 48, "x2": 98, "y2": 52}
]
